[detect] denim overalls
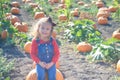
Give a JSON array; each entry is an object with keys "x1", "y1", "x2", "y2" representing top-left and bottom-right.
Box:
[{"x1": 36, "y1": 37, "x2": 56, "y2": 80}]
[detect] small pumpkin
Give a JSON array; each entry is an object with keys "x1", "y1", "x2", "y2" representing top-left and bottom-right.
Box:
[
  {"x1": 22, "y1": 0, "x2": 31, "y2": 3},
  {"x1": 97, "y1": 17, "x2": 108, "y2": 25},
  {"x1": 96, "y1": 11, "x2": 110, "y2": 18},
  {"x1": 58, "y1": 14, "x2": 67, "y2": 21},
  {"x1": 11, "y1": 7, "x2": 20, "y2": 14},
  {"x1": 29, "y1": 3, "x2": 38, "y2": 8},
  {"x1": 53, "y1": 0, "x2": 59, "y2": 3},
  {"x1": 11, "y1": 1, "x2": 20, "y2": 7},
  {"x1": 26, "y1": 69, "x2": 64, "y2": 80},
  {"x1": 24, "y1": 41, "x2": 32, "y2": 53},
  {"x1": 70, "y1": 10, "x2": 79, "y2": 17},
  {"x1": 1, "y1": 30, "x2": 8, "y2": 39},
  {"x1": 116, "y1": 60, "x2": 120, "y2": 72},
  {"x1": 112, "y1": 28, "x2": 120, "y2": 40},
  {"x1": 109, "y1": 6, "x2": 118, "y2": 12},
  {"x1": 78, "y1": 1, "x2": 84, "y2": 5},
  {"x1": 96, "y1": 1, "x2": 104, "y2": 8},
  {"x1": 58, "y1": 4, "x2": 67, "y2": 9},
  {"x1": 77, "y1": 42, "x2": 92, "y2": 53},
  {"x1": 10, "y1": 15, "x2": 20, "y2": 25},
  {"x1": 61, "y1": 0, "x2": 65, "y2": 4},
  {"x1": 21, "y1": 22, "x2": 28, "y2": 32},
  {"x1": 98, "y1": 7, "x2": 109, "y2": 12},
  {"x1": 14, "y1": 22, "x2": 23, "y2": 32},
  {"x1": 34, "y1": 12, "x2": 45, "y2": 20}
]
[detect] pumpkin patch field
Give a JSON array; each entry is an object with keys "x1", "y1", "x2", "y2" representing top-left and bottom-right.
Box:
[{"x1": 0, "y1": 0, "x2": 120, "y2": 80}]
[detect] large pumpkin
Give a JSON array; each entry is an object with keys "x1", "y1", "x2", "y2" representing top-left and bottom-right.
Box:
[
  {"x1": 32, "y1": 61, "x2": 60, "y2": 69},
  {"x1": 112, "y1": 28, "x2": 120, "y2": 40},
  {"x1": 77, "y1": 42, "x2": 92, "y2": 53},
  {"x1": 26, "y1": 69, "x2": 64, "y2": 80},
  {"x1": 116, "y1": 60, "x2": 120, "y2": 72},
  {"x1": 24, "y1": 41, "x2": 32, "y2": 53}
]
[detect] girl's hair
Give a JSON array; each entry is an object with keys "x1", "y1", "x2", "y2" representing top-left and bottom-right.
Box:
[{"x1": 33, "y1": 17, "x2": 56, "y2": 39}]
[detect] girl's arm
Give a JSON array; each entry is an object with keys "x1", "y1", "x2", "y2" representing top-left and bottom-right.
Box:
[
  {"x1": 52, "y1": 39, "x2": 60, "y2": 64},
  {"x1": 30, "y1": 39, "x2": 40, "y2": 63}
]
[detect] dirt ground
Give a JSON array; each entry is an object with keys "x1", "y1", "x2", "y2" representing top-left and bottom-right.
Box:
[{"x1": 2, "y1": 0, "x2": 120, "y2": 80}]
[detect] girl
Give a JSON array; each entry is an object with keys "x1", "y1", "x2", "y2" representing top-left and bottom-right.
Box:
[{"x1": 30, "y1": 17, "x2": 60, "y2": 80}]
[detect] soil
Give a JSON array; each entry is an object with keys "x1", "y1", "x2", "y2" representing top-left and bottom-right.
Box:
[{"x1": 1, "y1": 0, "x2": 120, "y2": 80}]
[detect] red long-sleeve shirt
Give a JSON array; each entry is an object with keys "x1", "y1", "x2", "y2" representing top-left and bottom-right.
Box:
[{"x1": 30, "y1": 38, "x2": 60, "y2": 64}]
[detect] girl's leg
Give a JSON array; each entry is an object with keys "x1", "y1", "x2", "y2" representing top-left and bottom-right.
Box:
[
  {"x1": 36, "y1": 64, "x2": 45, "y2": 80},
  {"x1": 47, "y1": 64, "x2": 56, "y2": 80}
]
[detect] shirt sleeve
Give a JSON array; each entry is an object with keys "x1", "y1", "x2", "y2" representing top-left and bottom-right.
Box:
[
  {"x1": 30, "y1": 38, "x2": 40, "y2": 63},
  {"x1": 52, "y1": 39, "x2": 60, "y2": 63}
]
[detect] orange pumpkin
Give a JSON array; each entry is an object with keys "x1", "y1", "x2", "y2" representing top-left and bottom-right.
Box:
[
  {"x1": 70, "y1": 10, "x2": 79, "y2": 17},
  {"x1": 34, "y1": 12, "x2": 45, "y2": 20},
  {"x1": 32, "y1": 61, "x2": 60, "y2": 69},
  {"x1": 53, "y1": 0, "x2": 59, "y2": 3},
  {"x1": 98, "y1": 7, "x2": 110, "y2": 12},
  {"x1": 21, "y1": 22, "x2": 28, "y2": 32},
  {"x1": 97, "y1": 17, "x2": 108, "y2": 25},
  {"x1": 26, "y1": 69, "x2": 64, "y2": 80},
  {"x1": 24, "y1": 41, "x2": 32, "y2": 53},
  {"x1": 96, "y1": 1, "x2": 104, "y2": 8},
  {"x1": 1, "y1": 30, "x2": 8, "y2": 39},
  {"x1": 61, "y1": 0, "x2": 65, "y2": 4},
  {"x1": 58, "y1": 14, "x2": 67, "y2": 21},
  {"x1": 11, "y1": 1, "x2": 20, "y2": 7},
  {"x1": 116, "y1": 60, "x2": 120, "y2": 72},
  {"x1": 11, "y1": 7, "x2": 20, "y2": 14},
  {"x1": 109, "y1": 6, "x2": 118, "y2": 12},
  {"x1": 78, "y1": 1, "x2": 84, "y2": 5},
  {"x1": 22, "y1": 0, "x2": 31, "y2": 3},
  {"x1": 96, "y1": 11, "x2": 110, "y2": 18},
  {"x1": 10, "y1": 15, "x2": 20, "y2": 25},
  {"x1": 58, "y1": 4, "x2": 67, "y2": 9},
  {"x1": 77, "y1": 42, "x2": 92, "y2": 53},
  {"x1": 14, "y1": 22, "x2": 23, "y2": 32},
  {"x1": 29, "y1": 3, "x2": 38, "y2": 8},
  {"x1": 112, "y1": 28, "x2": 120, "y2": 40}
]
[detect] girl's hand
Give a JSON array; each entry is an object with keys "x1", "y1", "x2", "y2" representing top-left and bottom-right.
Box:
[
  {"x1": 39, "y1": 62, "x2": 46, "y2": 68},
  {"x1": 45, "y1": 62, "x2": 54, "y2": 69}
]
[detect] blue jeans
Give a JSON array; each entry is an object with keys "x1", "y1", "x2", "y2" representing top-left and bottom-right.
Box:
[{"x1": 36, "y1": 64, "x2": 56, "y2": 80}]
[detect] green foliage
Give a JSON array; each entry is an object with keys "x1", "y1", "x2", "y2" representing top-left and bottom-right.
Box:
[
  {"x1": 64, "y1": 19, "x2": 102, "y2": 44},
  {"x1": 87, "y1": 38, "x2": 120, "y2": 63},
  {"x1": 111, "y1": 7, "x2": 120, "y2": 22},
  {"x1": 0, "y1": 49, "x2": 14, "y2": 80}
]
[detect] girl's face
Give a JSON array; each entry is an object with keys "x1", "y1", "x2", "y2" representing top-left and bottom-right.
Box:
[{"x1": 39, "y1": 22, "x2": 52, "y2": 39}]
